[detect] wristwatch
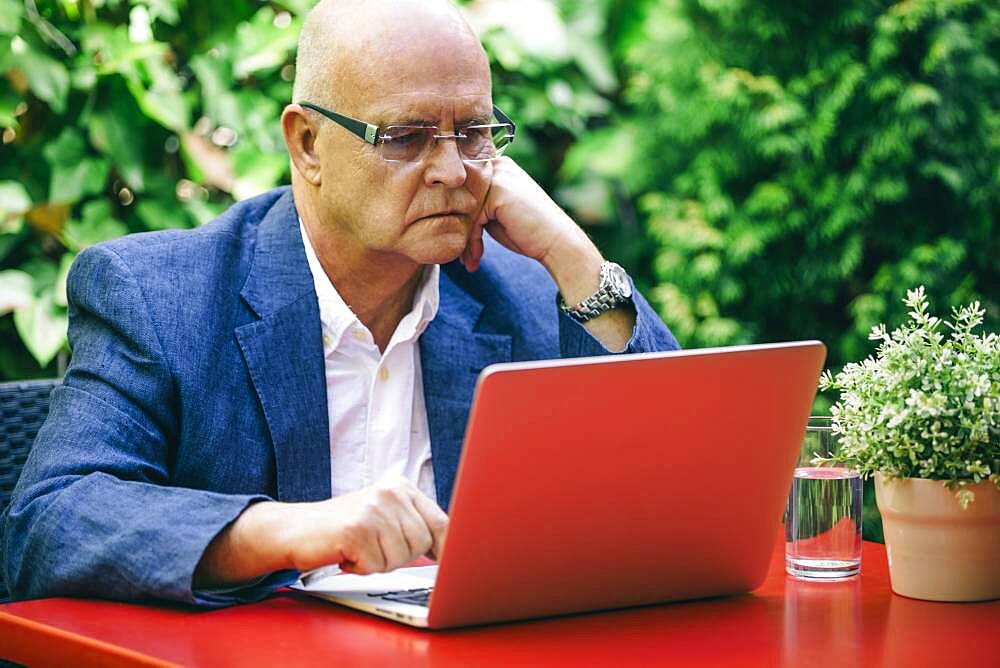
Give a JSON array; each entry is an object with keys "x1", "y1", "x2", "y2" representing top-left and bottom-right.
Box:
[{"x1": 558, "y1": 261, "x2": 633, "y2": 323}]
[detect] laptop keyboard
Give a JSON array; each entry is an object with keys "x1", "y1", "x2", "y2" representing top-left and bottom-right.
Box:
[{"x1": 367, "y1": 587, "x2": 433, "y2": 607}]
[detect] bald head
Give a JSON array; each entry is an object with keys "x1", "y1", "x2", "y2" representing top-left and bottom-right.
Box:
[{"x1": 292, "y1": 0, "x2": 489, "y2": 111}]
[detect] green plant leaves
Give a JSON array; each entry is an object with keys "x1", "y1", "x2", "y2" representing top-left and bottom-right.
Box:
[
  {"x1": 0, "y1": 0, "x2": 23, "y2": 34},
  {"x1": 142, "y1": 0, "x2": 182, "y2": 26},
  {"x1": 50, "y1": 160, "x2": 111, "y2": 205},
  {"x1": 7, "y1": 36, "x2": 70, "y2": 113},
  {"x1": 53, "y1": 253, "x2": 74, "y2": 308},
  {"x1": 125, "y1": 61, "x2": 190, "y2": 132},
  {"x1": 62, "y1": 200, "x2": 128, "y2": 251},
  {"x1": 0, "y1": 88, "x2": 20, "y2": 127},
  {"x1": 0, "y1": 270, "x2": 33, "y2": 314},
  {"x1": 189, "y1": 55, "x2": 241, "y2": 128},
  {"x1": 231, "y1": 144, "x2": 288, "y2": 200},
  {"x1": 43, "y1": 129, "x2": 111, "y2": 203},
  {"x1": 14, "y1": 288, "x2": 67, "y2": 367},
  {"x1": 0, "y1": 3, "x2": 311, "y2": 375},
  {"x1": 0, "y1": 181, "x2": 31, "y2": 217},
  {"x1": 819, "y1": 288, "x2": 1000, "y2": 505},
  {"x1": 42, "y1": 128, "x2": 86, "y2": 165},
  {"x1": 608, "y1": 0, "x2": 999, "y2": 376},
  {"x1": 136, "y1": 198, "x2": 191, "y2": 231},
  {"x1": 83, "y1": 24, "x2": 165, "y2": 77},
  {"x1": 88, "y1": 91, "x2": 148, "y2": 191},
  {"x1": 1, "y1": 263, "x2": 69, "y2": 367},
  {"x1": 232, "y1": 7, "x2": 301, "y2": 79}
]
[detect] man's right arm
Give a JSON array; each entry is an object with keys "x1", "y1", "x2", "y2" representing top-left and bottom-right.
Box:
[
  {"x1": 0, "y1": 244, "x2": 447, "y2": 603},
  {"x1": 194, "y1": 477, "x2": 448, "y2": 588},
  {"x1": 1, "y1": 245, "x2": 293, "y2": 605}
]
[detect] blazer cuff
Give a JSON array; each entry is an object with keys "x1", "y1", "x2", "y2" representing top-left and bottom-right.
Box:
[
  {"x1": 557, "y1": 277, "x2": 679, "y2": 357},
  {"x1": 192, "y1": 569, "x2": 300, "y2": 607},
  {"x1": 180, "y1": 494, "x2": 283, "y2": 607}
]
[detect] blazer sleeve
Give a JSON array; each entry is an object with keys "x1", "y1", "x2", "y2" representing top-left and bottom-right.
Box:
[
  {"x1": 557, "y1": 277, "x2": 681, "y2": 357},
  {"x1": 0, "y1": 244, "x2": 296, "y2": 607}
]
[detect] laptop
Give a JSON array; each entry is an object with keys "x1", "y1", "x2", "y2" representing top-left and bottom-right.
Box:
[{"x1": 292, "y1": 341, "x2": 827, "y2": 628}]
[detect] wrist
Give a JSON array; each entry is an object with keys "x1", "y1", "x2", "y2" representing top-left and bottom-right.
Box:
[
  {"x1": 540, "y1": 232, "x2": 604, "y2": 305},
  {"x1": 194, "y1": 500, "x2": 291, "y2": 588},
  {"x1": 232, "y1": 500, "x2": 295, "y2": 573}
]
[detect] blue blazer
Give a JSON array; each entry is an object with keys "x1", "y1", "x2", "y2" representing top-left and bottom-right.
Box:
[{"x1": 2, "y1": 187, "x2": 679, "y2": 606}]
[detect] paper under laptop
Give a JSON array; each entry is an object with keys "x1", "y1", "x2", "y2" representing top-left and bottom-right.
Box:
[{"x1": 293, "y1": 565, "x2": 439, "y2": 627}]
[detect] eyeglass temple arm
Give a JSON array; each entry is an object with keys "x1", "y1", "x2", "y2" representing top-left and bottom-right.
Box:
[
  {"x1": 299, "y1": 102, "x2": 380, "y2": 144},
  {"x1": 493, "y1": 105, "x2": 516, "y2": 136}
]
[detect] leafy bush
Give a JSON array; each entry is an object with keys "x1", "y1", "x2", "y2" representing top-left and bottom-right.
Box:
[
  {"x1": 0, "y1": 0, "x2": 309, "y2": 376},
  {"x1": 562, "y1": 0, "x2": 999, "y2": 375},
  {"x1": 818, "y1": 287, "x2": 1000, "y2": 508}
]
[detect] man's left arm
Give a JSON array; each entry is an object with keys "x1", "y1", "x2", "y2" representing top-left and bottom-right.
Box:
[
  {"x1": 539, "y1": 229, "x2": 679, "y2": 355},
  {"x1": 461, "y1": 157, "x2": 680, "y2": 355}
]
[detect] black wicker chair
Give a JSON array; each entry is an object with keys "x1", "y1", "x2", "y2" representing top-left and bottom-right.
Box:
[{"x1": 0, "y1": 379, "x2": 60, "y2": 603}]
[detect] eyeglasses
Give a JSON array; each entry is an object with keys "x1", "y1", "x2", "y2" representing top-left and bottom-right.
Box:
[{"x1": 299, "y1": 101, "x2": 516, "y2": 163}]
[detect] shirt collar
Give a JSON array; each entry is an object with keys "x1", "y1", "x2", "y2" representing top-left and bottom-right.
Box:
[{"x1": 299, "y1": 218, "x2": 440, "y2": 350}]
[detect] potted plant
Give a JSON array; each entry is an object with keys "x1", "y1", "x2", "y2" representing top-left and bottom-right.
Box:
[{"x1": 817, "y1": 287, "x2": 999, "y2": 602}]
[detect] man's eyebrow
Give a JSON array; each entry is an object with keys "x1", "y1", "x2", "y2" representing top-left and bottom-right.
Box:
[
  {"x1": 386, "y1": 118, "x2": 437, "y2": 127},
  {"x1": 458, "y1": 114, "x2": 491, "y2": 126},
  {"x1": 381, "y1": 114, "x2": 492, "y2": 128},
  {"x1": 393, "y1": 116, "x2": 438, "y2": 127}
]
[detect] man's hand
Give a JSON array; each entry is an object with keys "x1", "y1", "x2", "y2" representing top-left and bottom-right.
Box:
[
  {"x1": 460, "y1": 157, "x2": 635, "y2": 351},
  {"x1": 283, "y1": 476, "x2": 448, "y2": 574},
  {"x1": 193, "y1": 476, "x2": 448, "y2": 588},
  {"x1": 461, "y1": 157, "x2": 599, "y2": 278}
]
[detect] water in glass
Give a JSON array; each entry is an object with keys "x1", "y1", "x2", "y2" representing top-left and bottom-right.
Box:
[{"x1": 785, "y1": 466, "x2": 862, "y2": 580}]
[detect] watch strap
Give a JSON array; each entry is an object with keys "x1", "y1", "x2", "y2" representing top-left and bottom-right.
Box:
[{"x1": 558, "y1": 262, "x2": 631, "y2": 323}]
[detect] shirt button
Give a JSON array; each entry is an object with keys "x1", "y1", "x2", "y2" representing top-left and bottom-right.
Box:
[
  {"x1": 352, "y1": 329, "x2": 366, "y2": 341},
  {"x1": 322, "y1": 335, "x2": 331, "y2": 346},
  {"x1": 379, "y1": 367, "x2": 390, "y2": 382}
]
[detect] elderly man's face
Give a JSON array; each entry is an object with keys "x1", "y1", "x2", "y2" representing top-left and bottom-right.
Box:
[{"x1": 315, "y1": 28, "x2": 493, "y2": 268}]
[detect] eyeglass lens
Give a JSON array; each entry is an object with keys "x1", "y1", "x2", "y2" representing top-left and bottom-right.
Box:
[{"x1": 379, "y1": 124, "x2": 513, "y2": 163}]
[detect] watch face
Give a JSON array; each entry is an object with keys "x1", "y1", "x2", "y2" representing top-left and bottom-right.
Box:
[{"x1": 609, "y1": 263, "x2": 632, "y2": 298}]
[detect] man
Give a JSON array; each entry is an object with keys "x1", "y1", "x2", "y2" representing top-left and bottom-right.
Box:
[{"x1": 2, "y1": 0, "x2": 678, "y2": 605}]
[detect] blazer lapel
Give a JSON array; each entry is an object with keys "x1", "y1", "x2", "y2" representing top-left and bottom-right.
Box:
[
  {"x1": 421, "y1": 263, "x2": 511, "y2": 510},
  {"x1": 235, "y1": 190, "x2": 331, "y2": 503}
]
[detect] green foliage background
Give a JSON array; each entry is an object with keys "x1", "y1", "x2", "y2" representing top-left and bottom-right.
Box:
[
  {"x1": 1, "y1": 0, "x2": 997, "y2": 376},
  {"x1": 0, "y1": 1, "x2": 997, "y2": 538}
]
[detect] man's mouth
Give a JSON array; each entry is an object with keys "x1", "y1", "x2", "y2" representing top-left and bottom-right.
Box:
[
  {"x1": 420, "y1": 211, "x2": 465, "y2": 219},
  {"x1": 413, "y1": 211, "x2": 470, "y2": 226}
]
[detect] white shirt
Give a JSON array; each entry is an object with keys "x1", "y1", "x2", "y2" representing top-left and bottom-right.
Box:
[{"x1": 300, "y1": 220, "x2": 439, "y2": 503}]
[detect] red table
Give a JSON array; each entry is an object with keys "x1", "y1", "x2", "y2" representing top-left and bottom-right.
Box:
[{"x1": 1, "y1": 537, "x2": 997, "y2": 667}]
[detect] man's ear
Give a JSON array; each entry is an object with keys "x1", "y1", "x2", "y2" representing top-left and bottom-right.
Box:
[{"x1": 282, "y1": 104, "x2": 323, "y2": 186}]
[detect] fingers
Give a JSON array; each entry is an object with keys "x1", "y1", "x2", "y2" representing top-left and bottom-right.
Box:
[
  {"x1": 348, "y1": 478, "x2": 444, "y2": 573},
  {"x1": 339, "y1": 502, "x2": 390, "y2": 574},
  {"x1": 463, "y1": 163, "x2": 498, "y2": 272},
  {"x1": 353, "y1": 481, "x2": 412, "y2": 573},
  {"x1": 290, "y1": 477, "x2": 449, "y2": 576},
  {"x1": 410, "y1": 489, "x2": 449, "y2": 561},
  {"x1": 461, "y1": 221, "x2": 485, "y2": 272},
  {"x1": 371, "y1": 504, "x2": 413, "y2": 573},
  {"x1": 461, "y1": 194, "x2": 490, "y2": 272},
  {"x1": 485, "y1": 220, "x2": 525, "y2": 257},
  {"x1": 395, "y1": 496, "x2": 434, "y2": 558},
  {"x1": 475, "y1": 161, "x2": 498, "y2": 227}
]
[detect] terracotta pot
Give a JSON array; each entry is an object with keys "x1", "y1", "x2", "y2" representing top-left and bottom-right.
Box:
[{"x1": 875, "y1": 472, "x2": 1000, "y2": 602}]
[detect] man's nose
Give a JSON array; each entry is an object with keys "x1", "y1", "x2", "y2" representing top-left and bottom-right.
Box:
[{"x1": 422, "y1": 137, "x2": 468, "y2": 188}]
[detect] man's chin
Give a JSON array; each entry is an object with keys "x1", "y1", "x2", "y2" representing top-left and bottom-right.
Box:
[
  {"x1": 403, "y1": 219, "x2": 472, "y2": 265},
  {"x1": 415, "y1": 243, "x2": 467, "y2": 267}
]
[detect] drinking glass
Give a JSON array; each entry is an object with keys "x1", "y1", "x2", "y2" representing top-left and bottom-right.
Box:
[{"x1": 785, "y1": 417, "x2": 862, "y2": 580}]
